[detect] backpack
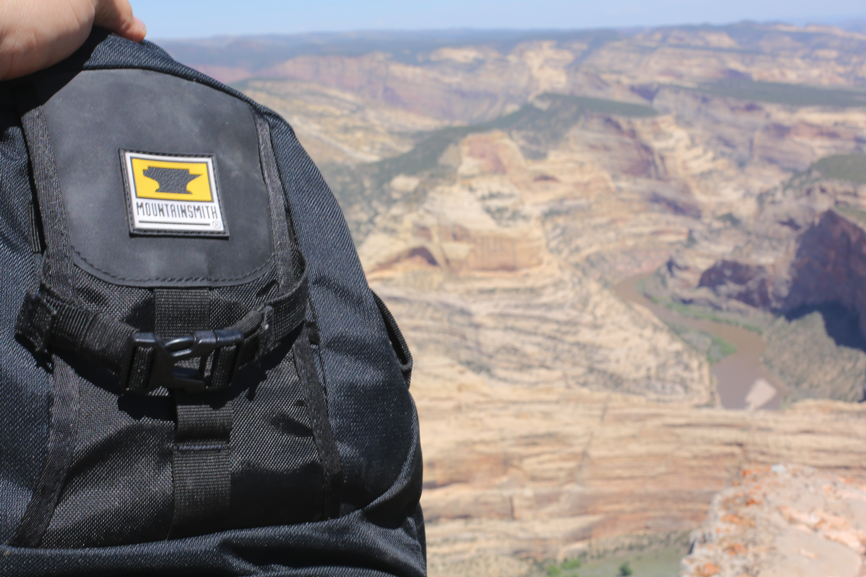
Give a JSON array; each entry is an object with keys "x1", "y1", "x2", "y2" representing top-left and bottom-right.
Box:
[{"x1": 0, "y1": 30, "x2": 424, "y2": 577}]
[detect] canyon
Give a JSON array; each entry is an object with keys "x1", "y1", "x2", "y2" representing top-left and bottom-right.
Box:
[{"x1": 165, "y1": 22, "x2": 866, "y2": 575}]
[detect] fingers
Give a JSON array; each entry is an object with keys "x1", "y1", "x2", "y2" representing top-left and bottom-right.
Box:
[
  {"x1": 0, "y1": 0, "x2": 147, "y2": 81},
  {"x1": 0, "y1": 0, "x2": 92, "y2": 81},
  {"x1": 93, "y1": 0, "x2": 146, "y2": 42}
]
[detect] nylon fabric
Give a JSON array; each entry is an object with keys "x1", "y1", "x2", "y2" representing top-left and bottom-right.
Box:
[
  {"x1": 39, "y1": 357, "x2": 175, "y2": 548},
  {"x1": 155, "y1": 289, "x2": 209, "y2": 336},
  {"x1": 14, "y1": 95, "x2": 75, "y2": 299},
  {"x1": 227, "y1": 340, "x2": 325, "y2": 530},
  {"x1": 154, "y1": 288, "x2": 234, "y2": 538},
  {"x1": 293, "y1": 323, "x2": 343, "y2": 520},
  {"x1": 14, "y1": 268, "x2": 309, "y2": 391},
  {"x1": 16, "y1": 290, "x2": 134, "y2": 372},
  {"x1": 0, "y1": 93, "x2": 53, "y2": 544},
  {"x1": 371, "y1": 292, "x2": 413, "y2": 388},
  {"x1": 171, "y1": 438, "x2": 232, "y2": 538},
  {"x1": 28, "y1": 202, "x2": 43, "y2": 254},
  {"x1": 10, "y1": 357, "x2": 80, "y2": 547}
]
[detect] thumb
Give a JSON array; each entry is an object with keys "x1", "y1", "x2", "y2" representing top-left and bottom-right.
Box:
[{"x1": 93, "y1": 0, "x2": 146, "y2": 42}]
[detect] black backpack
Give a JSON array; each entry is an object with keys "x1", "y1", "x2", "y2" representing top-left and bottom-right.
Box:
[{"x1": 0, "y1": 30, "x2": 424, "y2": 577}]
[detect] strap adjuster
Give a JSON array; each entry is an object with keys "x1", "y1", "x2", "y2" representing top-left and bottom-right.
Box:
[{"x1": 120, "y1": 329, "x2": 245, "y2": 394}]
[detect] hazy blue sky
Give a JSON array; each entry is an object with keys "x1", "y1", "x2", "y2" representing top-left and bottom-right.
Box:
[{"x1": 134, "y1": 0, "x2": 866, "y2": 39}]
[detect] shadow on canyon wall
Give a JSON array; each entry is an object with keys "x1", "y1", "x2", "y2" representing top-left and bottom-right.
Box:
[{"x1": 784, "y1": 302, "x2": 866, "y2": 353}]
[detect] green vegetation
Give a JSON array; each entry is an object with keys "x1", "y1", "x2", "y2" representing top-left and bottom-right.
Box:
[
  {"x1": 636, "y1": 272, "x2": 771, "y2": 334},
  {"x1": 547, "y1": 558, "x2": 581, "y2": 576},
  {"x1": 324, "y1": 92, "x2": 659, "y2": 242},
  {"x1": 716, "y1": 212, "x2": 742, "y2": 227},
  {"x1": 664, "y1": 321, "x2": 738, "y2": 363},
  {"x1": 554, "y1": 543, "x2": 688, "y2": 577},
  {"x1": 371, "y1": 93, "x2": 657, "y2": 181},
  {"x1": 690, "y1": 79, "x2": 866, "y2": 108},
  {"x1": 813, "y1": 154, "x2": 866, "y2": 184},
  {"x1": 781, "y1": 169, "x2": 822, "y2": 192},
  {"x1": 537, "y1": 532, "x2": 691, "y2": 577},
  {"x1": 662, "y1": 301, "x2": 764, "y2": 334},
  {"x1": 834, "y1": 205, "x2": 866, "y2": 228},
  {"x1": 782, "y1": 153, "x2": 866, "y2": 199}
]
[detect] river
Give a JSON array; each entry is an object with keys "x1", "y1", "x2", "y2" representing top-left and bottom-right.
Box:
[{"x1": 612, "y1": 274, "x2": 784, "y2": 410}]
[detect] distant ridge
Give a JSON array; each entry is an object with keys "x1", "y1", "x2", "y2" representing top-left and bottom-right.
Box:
[
  {"x1": 159, "y1": 28, "x2": 623, "y2": 69},
  {"x1": 160, "y1": 21, "x2": 866, "y2": 74}
]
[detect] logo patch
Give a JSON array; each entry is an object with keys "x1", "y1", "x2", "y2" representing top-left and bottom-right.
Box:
[{"x1": 121, "y1": 151, "x2": 227, "y2": 235}]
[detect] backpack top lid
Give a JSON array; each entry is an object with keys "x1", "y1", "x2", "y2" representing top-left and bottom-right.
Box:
[{"x1": 0, "y1": 29, "x2": 425, "y2": 577}]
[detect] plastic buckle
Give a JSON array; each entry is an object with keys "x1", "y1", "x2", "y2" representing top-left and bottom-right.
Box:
[{"x1": 120, "y1": 329, "x2": 244, "y2": 394}]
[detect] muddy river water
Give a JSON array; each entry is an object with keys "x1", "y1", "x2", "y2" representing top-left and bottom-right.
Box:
[{"x1": 613, "y1": 274, "x2": 784, "y2": 410}]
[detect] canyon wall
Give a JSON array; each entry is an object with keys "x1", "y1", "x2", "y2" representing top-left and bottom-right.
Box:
[
  {"x1": 418, "y1": 380, "x2": 866, "y2": 566},
  {"x1": 159, "y1": 22, "x2": 866, "y2": 573}
]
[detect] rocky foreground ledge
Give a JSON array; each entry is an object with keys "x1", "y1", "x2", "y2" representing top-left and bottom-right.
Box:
[{"x1": 682, "y1": 464, "x2": 866, "y2": 577}]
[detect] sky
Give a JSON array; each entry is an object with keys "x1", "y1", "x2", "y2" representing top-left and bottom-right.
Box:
[{"x1": 134, "y1": 0, "x2": 866, "y2": 40}]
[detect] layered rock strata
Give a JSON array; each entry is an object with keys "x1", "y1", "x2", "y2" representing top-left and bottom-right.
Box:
[
  {"x1": 682, "y1": 464, "x2": 866, "y2": 577},
  {"x1": 415, "y1": 369, "x2": 866, "y2": 565},
  {"x1": 363, "y1": 128, "x2": 714, "y2": 403}
]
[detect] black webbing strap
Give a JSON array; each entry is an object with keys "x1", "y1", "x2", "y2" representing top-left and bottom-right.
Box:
[
  {"x1": 170, "y1": 390, "x2": 232, "y2": 538},
  {"x1": 15, "y1": 288, "x2": 134, "y2": 373},
  {"x1": 15, "y1": 264, "x2": 308, "y2": 394},
  {"x1": 15, "y1": 92, "x2": 77, "y2": 298},
  {"x1": 154, "y1": 290, "x2": 233, "y2": 538},
  {"x1": 10, "y1": 358, "x2": 81, "y2": 547},
  {"x1": 154, "y1": 289, "x2": 210, "y2": 336},
  {"x1": 293, "y1": 323, "x2": 342, "y2": 519}
]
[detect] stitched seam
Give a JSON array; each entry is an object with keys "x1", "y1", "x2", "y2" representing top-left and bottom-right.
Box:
[{"x1": 73, "y1": 248, "x2": 273, "y2": 282}]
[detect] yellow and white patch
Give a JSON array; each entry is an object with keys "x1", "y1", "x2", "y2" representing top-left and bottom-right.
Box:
[{"x1": 122, "y1": 151, "x2": 226, "y2": 235}]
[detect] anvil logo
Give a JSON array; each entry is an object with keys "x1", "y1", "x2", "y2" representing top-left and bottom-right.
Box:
[
  {"x1": 122, "y1": 150, "x2": 226, "y2": 236},
  {"x1": 142, "y1": 166, "x2": 201, "y2": 194}
]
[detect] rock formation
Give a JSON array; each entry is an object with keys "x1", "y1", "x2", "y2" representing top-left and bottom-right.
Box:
[
  {"x1": 682, "y1": 464, "x2": 866, "y2": 577},
  {"x1": 362, "y1": 128, "x2": 714, "y2": 403},
  {"x1": 419, "y1": 376, "x2": 866, "y2": 568}
]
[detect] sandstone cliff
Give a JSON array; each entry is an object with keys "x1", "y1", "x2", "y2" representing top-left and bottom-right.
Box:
[
  {"x1": 682, "y1": 464, "x2": 866, "y2": 577},
  {"x1": 362, "y1": 127, "x2": 715, "y2": 403},
  {"x1": 419, "y1": 376, "x2": 866, "y2": 569}
]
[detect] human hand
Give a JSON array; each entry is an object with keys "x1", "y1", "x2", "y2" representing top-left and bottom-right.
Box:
[{"x1": 0, "y1": 0, "x2": 146, "y2": 81}]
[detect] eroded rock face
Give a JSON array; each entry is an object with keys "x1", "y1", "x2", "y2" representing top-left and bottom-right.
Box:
[
  {"x1": 171, "y1": 24, "x2": 866, "y2": 125},
  {"x1": 682, "y1": 464, "x2": 866, "y2": 577},
  {"x1": 671, "y1": 189, "x2": 866, "y2": 338},
  {"x1": 417, "y1": 373, "x2": 866, "y2": 564},
  {"x1": 784, "y1": 210, "x2": 866, "y2": 337},
  {"x1": 363, "y1": 129, "x2": 715, "y2": 404},
  {"x1": 699, "y1": 260, "x2": 772, "y2": 309}
]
